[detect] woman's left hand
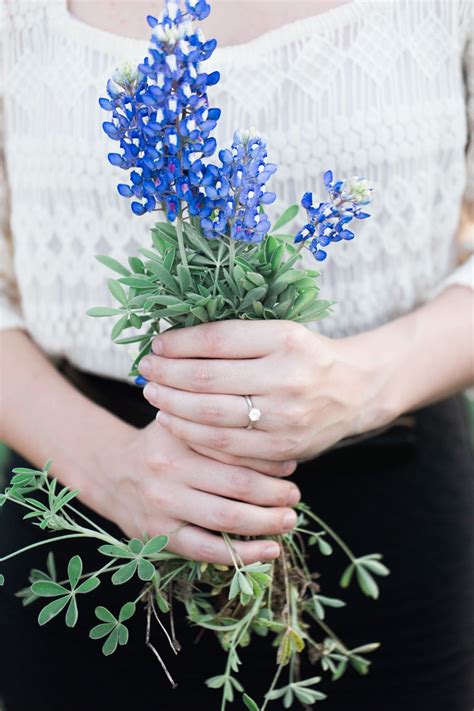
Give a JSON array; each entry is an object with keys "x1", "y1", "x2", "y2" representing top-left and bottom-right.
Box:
[{"x1": 137, "y1": 320, "x2": 398, "y2": 462}]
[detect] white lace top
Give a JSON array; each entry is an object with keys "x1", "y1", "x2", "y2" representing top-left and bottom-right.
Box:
[{"x1": 1, "y1": 0, "x2": 473, "y2": 382}]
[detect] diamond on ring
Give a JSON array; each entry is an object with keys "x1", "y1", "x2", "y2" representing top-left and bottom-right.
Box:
[
  {"x1": 248, "y1": 407, "x2": 261, "y2": 423},
  {"x1": 244, "y1": 395, "x2": 261, "y2": 429}
]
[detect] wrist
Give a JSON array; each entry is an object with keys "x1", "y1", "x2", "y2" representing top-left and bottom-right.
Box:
[
  {"x1": 64, "y1": 405, "x2": 138, "y2": 514},
  {"x1": 334, "y1": 325, "x2": 406, "y2": 433}
]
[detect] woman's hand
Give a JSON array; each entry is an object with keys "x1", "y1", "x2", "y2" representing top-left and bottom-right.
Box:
[
  {"x1": 88, "y1": 417, "x2": 300, "y2": 565},
  {"x1": 138, "y1": 320, "x2": 398, "y2": 462}
]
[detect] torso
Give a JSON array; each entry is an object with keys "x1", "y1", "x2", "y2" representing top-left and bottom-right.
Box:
[{"x1": 66, "y1": 0, "x2": 353, "y2": 46}]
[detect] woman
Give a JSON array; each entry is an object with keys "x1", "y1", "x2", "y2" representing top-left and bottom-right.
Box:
[{"x1": 0, "y1": 0, "x2": 473, "y2": 709}]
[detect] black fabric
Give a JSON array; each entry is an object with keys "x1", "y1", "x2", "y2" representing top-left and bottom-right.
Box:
[{"x1": 0, "y1": 363, "x2": 473, "y2": 711}]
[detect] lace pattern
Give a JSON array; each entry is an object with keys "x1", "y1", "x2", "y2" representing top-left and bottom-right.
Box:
[{"x1": 0, "y1": 0, "x2": 473, "y2": 381}]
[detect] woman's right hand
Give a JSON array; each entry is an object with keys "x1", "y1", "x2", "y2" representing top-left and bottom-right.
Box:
[{"x1": 86, "y1": 419, "x2": 301, "y2": 565}]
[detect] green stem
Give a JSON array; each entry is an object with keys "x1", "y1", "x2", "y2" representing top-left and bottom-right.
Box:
[
  {"x1": 176, "y1": 214, "x2": 189, "y2": 271},
  {"x1": 261, "y1": 664, "x2": 285, "y2": 711},
  {"x1": 0, "y1": 534, "x2": 91, "y2": 563},
  {"x1": 298, "y1": 507, "x2": 356, "y2": 562},
  {"x1": 228, "y1": 237, "x2": 235, "y2": 275}
]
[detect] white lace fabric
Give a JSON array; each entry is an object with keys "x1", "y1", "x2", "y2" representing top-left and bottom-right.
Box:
[{"x1": 0, "y1": 0, "x2": 473, "y2": 382}]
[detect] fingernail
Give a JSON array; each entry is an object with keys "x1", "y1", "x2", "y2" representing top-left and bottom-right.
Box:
[
  {"x1": 143, "y1": 383, "x2": 159, "y2": 401},
  {"x1": 156, "y1": 411, "x2": 170, "y2": 426},
  {"x1": 138, "y1": 357, "x2": 151, "y2": 376},
  {"x1": 287, "y1": 487, "x2": 301, "y2": 506},
  {"x1": 152, "y1": 338, "x2": 162, "y2": 355},
  {"x1": 283, "y1": 460, "x2": 297, "y2": 475},
  {"x1": 283, "y1": 510, "x2": 297, "y2": 530},
  {"x1": 264, "y1": 542, "x2": 280, "y2": 558}
]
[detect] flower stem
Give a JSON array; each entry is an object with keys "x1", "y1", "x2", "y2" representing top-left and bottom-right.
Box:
[
  {"x1": 298, "y1": 506, "x2": 356, "y2": 562},
  {"x1": 176, "y1": 213, "x2": 189, "y2": 271}
]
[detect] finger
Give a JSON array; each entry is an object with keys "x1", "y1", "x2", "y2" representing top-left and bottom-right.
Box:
[
  {"x1": 184, "y1": 457, "x2": 301, "y2": 507},
  {"x1": 143, "y1": 382, "x2": 271, "y2": 430},
  {"x1": 190, "y1": 444, "x2": 297, "y2": 478},
  {"x1": 138, "y1": 354, "x2": 270, "y2": 395},
  {"x1": 152, "y1": 320, "x2": 284, "y2": 359},
  {"x1": 157, "y1": 411, "x2": 286, "y2": 460},
  {"x1": 169, "y1": 488, "x2": 297, "y2": 536},
  {"x1": 166, "y1": 524, "x2": 281, "y2": 565}
]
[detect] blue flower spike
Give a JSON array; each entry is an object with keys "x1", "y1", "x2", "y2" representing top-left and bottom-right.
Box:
[
  {"x1": 99, "y1": 0, "x2": 221, "y2": 219},
  {"x1": 296, "y1": 173, "x2": 373, "y2": 261}
]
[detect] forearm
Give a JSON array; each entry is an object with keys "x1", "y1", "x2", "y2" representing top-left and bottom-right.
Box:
[
  {"x1": 340, "y1": 286, "x2": 474, "y2": 422},
  {"x1": 0, "y1": 329, "x2": 135, "y2": 496}
]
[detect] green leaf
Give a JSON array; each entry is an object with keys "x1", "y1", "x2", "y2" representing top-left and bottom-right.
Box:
[
  {"x1": 238, "y1": 572, "x2": 253, "y2": 596},
  {"x1": 175, "y1": 265, "x2": 191, "y2": 295},
  {"x1": 98, "y1": 544, "x2": 134, "y2": 559},
  {"x1": 265, "y1": 686, "x2": 287, "y2": 701},
  {"x1": 38, "y1": 595, "x2": 69, "y2": 625},
  {"x1": 315, "y1": 594, "x2": 345, "y2": 608},
  {"x1": 142, "y1": 535, "x2": 168, "y2": 556},
  {"x1": 87, "y1": 306, "x2": 124, "y2": 317},
  {"x1": 228, "y1": 572, "x2": 241, "y2": 601},
  {"x1": 89, "y1": 622, "x2": 114, "y2": 640},
  {"x1": 155, "y1": 591, "x2": 169, "y2": 614},
  {"x1": 128, "y1": 256, "x2": 145, "y2": 274},
  {"x1": 114, "y1": 334, "x2": 151, "y2": 345},
  {"x1": 119, "y1": 602, "x2": 136, "y2": 623},
  {"x1": 119, "y1": 275, "x2": 154, "y2": 290},
  {"x1": 102, "y1": 627, "x2": 119, "y2": 656},
  {"x1": 332, "y1": 659, "x2": 348, "y2": 681},
  {"x1": 111, "y1": 560, "x2": 137, "y2": 585},
  {"x1": 190, "y1": 306, "x2": 209, "y2": 322},
  {"x1": 349, "y1": 653, "x2": 370, "y2": 675},
  {"x1": 355, "y1": 565, "x2": 379, "y2": 599},
  {"x1": 65, "y1": 596, "x2": 79, "y2": 628},
  {"x1": 111, "y1": 314, "x2": 130, "y2": 341},
  {"x1": 317, "y1": 537, "x2": 333, "y2": 556},
  {"x1": 67, "y1": 555, "x2": 83, "y2": 589},
  {"x1": 11, "y1": 473, "x2": 36, "y2": 486},
  {"x1": 205, "y1": 675, "x2": 226, "y2": 689},
  {"x1": 118, "y1": 623, "x2": 129, "y2": 646},
  {"x1": 293, "y1": 687, "x2": 326, "y2": 704},
  {"x1": 357, "y1": 558, "x2": 390, "y2": 577},
  {"x1": 128, "y1": 538, "x2": 143, "y2": 554},
  {"x1": 138, "y1": 558, "x2": 155, "y2": 581},
  {"x1": 95, "y1": 254, "x2": 130, "y2": 276},
  {"x1": 239, "y1": 286, "x2": 268, "y2": 312},
  {"x1": 95, "y1": 606, "x2": 116, "y2": 623},
  {"x1": 245, "y1": 271, "x2": 265, "y2": 287},
  {"x1": 271, "y1": 204, "x2": 299, "y2": 232},
  {"x1": 340, "y1": 563, "x2": 355, "y2": 589},
  {"x1": 242, "y1": 694, "x2": 260, "y2": 711},
  {"x1": 31, "y1": 581, "x2": 69, "y2": 597},
  {"x1": 11, "y1": 466, "x2": 41, "y2": 475},
  {"x1": 130, "y1": 313, "x2": 142, "y2": 329},
  {"x1": 139, "y1": 259, "x2": 179, "y2": 293},
  {"x1": 270, "y1": 244, "x2": 285, "y2": 272},
  {"x1": 0, "y1": 574, "x2": 4, "y2": 586},
  {"x1": 76, "y1": 577, "x2": 100, "y2": 594},
  {"x1": 108, "y1": 279, "x2": 128, "y2": 306}
]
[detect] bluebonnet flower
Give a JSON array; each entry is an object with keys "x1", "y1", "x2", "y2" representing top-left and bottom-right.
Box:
[
  {"x1": 99, "y1": 0, "x2": 220, "y2": 218},
  {"x1": 295, "y1": 171, "x2": 373, "y2": 261},
  {"x1": 200, "y1": 128, "x2": 277, "y2": 242}
]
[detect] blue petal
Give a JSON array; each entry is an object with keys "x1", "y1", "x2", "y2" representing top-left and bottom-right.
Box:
[
  {"x1": 99, "y1": 97, "x2": 114, "y2": 111},
  {"x1": 131, "y1": 201, "x2": 146, "y2": 216},
  {"x1": 323, "y1": 170, "x2": 333, "y2": 187},
  {"x1": 301, "y1": 192, "x2": 313, "y2": 209},
  {"x1": 117, "y1": 184, "x2": 133, "y2": 197}
]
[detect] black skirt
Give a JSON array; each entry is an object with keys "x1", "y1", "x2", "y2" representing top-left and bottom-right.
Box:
[{"x1": 0, "y1": 362, "x2": 473, "y2": 711}]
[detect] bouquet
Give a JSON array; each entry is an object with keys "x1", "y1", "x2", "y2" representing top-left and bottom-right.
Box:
[{"x1": 0, "y1": 2, "x2": 388, "y2": 708}]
